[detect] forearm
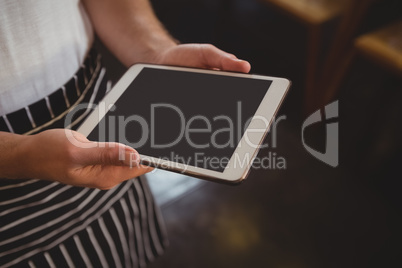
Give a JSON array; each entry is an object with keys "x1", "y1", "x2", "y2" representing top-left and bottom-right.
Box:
[
  {"x1": 83, "y1": 0, "x2": 177, "y2": 67},
  {"x1": 0, "y1": 129, "x2": 149, "y2": 189},
  {"x1": 0, "y1": 132, "x2": 30, "y2": 179}
]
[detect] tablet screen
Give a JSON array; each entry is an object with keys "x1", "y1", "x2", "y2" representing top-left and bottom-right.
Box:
[{"x1": 88, "y1": 68, "x2": 272, "y2": 172}]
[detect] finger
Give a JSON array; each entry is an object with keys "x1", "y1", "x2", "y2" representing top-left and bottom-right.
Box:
[
  {"x1": 220, "y1": 56, "x2": 251, "y2": 73},
  {"x1": 78, "y1": 142, "x2": 141, "y2": 167},
  {"x1": 104, "y1": 165, "x2": 151, "y2": 181},
  {"x1": 91, "y1": 165, "x2": 152, "y2": 189},
  {"x1": 199, "y1": 45, "x2": 251, "y2": 73}
]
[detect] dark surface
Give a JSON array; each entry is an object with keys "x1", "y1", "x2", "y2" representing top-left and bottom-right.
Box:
[
  {"x1": 99, "y1": 0, "x2": 402, "y2": 267},
  {"x1": 148, "y1": 122, "x2": 400, "y2": 268}
]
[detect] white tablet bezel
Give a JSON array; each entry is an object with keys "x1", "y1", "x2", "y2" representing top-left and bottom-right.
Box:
[{"x1": 77, "y1": 64, "x2": 290, "y2": 184}]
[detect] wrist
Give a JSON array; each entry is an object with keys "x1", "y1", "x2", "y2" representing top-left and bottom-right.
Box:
[
  {"x1": 14, "y1": 135, "x2": 35, "y2": 179},
  {"x1": 125, "y1": 38, "x2": 178, "y2": 66},
  {"x1": 0, "y1": 133, "x2": 32, "y2": 179}
]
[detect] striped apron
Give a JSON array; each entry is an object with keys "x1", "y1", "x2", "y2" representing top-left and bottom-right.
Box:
[{"x1": 0, "y1": 48, "x2": 168, "y2": 267}]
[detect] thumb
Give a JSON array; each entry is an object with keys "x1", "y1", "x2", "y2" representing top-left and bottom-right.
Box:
[
  {"x1": 196, "y1": 44, "x2": 251, "y2": 73},
  {"x1": 160, "y1": 44, "x2": 251, "y2": 73},
  {"x1": 78, "y1": 142, "x2": 141, "y2": 167}
]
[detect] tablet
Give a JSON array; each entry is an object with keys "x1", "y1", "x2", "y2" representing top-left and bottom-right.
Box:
[{"x1": 77, "y1": 64, "x2": 290, "y2": 184}]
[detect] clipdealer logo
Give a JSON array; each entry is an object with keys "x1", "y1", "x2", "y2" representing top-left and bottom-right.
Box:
[
  {"x1": 65, "y1": 100, "x2": 339, "y2": 170},
  {"x1": 301, "y1": 101, "x2": 339, "y2": 167}
]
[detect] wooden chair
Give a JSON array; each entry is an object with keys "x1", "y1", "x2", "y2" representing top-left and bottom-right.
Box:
[
  {"x1": 315, "y1": 0, "x2": 376, "y2": 109},
  {"x1": 319, "y1": 18, "x2": 402, "y2": 107},
  {"x1": 261, "y1": 0, "x2": 348, "y2": 114},
  {"x1": 355, "y1": 20, "x2": 402, "y2": 77}
]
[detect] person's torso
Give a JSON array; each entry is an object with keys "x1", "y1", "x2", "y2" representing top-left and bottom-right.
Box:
[{"x1": 0, "y1": 0, "x2": 94, "y2": 115}]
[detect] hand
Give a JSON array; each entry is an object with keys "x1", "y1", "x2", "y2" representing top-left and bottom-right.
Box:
[
  {"x1": 19, "y1": 129, "x2": 152, "y2": 189},
  {"x1": 154, "y1": 44, "x2": 251, "y2": 73},
  {"x1": 83, "y1": 0, "x2": 250, "y2": 72}
]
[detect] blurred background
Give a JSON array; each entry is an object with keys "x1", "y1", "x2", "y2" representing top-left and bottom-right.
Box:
[{"x1": 100, "y1": 0, "x2": 402, "y2": 267}]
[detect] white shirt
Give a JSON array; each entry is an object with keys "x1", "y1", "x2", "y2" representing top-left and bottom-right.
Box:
[{"x1": 0, "y1": 0, "x2": 94, "y2": 115}]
